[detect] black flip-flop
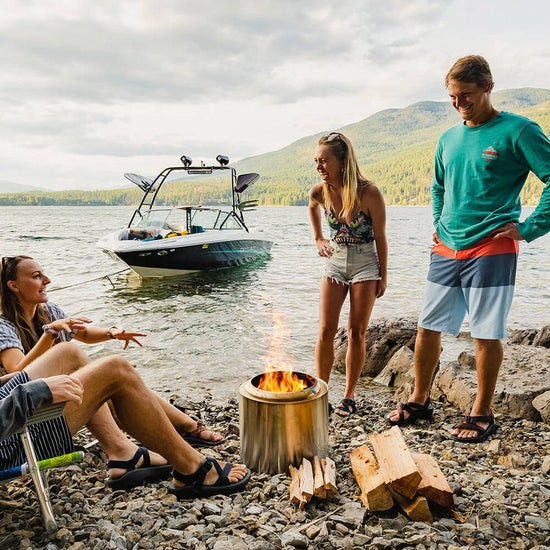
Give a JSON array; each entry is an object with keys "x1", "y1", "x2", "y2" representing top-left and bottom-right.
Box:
[
  {"x1": 387, "y1": 398, "x2": 433, "y2": 426},
  {"x1": 334, "y1": 398, "x2": 357, "y2": 418},
  {"x1": 453, "y1": 412, "x2": 500, "y2": 443},
  {"x1": 106, "y1": 446, "x2": 172, "y2": 490},
  {"x1": 168, "y1": 457, "x2": 251, "y2": 499}
]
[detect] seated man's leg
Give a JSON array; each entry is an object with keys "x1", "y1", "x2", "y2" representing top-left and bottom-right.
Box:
[
  {"x1": 63, "y1": 355, "x2": 247, "y2": 486},
  {"x1": 24, "y1": 344, "x2": 168, "y2": 477}
]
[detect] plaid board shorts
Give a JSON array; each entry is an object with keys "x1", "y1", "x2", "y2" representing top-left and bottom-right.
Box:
[{"x1": 418, "y1": 237, "x2": 519, "y2": 339}]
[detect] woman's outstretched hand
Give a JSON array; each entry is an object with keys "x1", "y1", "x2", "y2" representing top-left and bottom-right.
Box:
[
  {"x1": 109, "y1": 328, "x2": 146, "y2": 350},
  {"x1": 49, "y1": 317, "x2": 91, "y2": 334}
]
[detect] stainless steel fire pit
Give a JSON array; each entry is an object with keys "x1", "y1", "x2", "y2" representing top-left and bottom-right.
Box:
[{"x1": 239, "y1": 371, "x2": 329, "y2": 474}]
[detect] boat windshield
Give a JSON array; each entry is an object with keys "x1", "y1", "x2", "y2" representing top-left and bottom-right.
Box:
[
  {"x1": 132, "y1": 209, "x2": 171, "y2": 229},
  {"x1": 131, "y1": 207, "x2": 243, "y2": 232}
]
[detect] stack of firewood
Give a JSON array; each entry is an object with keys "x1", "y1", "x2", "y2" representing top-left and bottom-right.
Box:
[
  {"x1": 289, "y1": 456, "x2": 337, "y2": 509},
  {"x1": 350, "y1": 426, "x2": 455, "y2": 522}
]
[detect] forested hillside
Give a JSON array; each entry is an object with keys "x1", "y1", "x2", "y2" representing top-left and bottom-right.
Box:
[{"x1": 2, "y1": 88, "x2": 549, "y2": 206}]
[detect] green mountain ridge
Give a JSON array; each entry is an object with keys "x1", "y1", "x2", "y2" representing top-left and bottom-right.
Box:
[{"x1": 2, "y1": 87, "x2": 550, "y2": 206}]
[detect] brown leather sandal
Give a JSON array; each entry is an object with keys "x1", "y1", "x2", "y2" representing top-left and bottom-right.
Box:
[
  {"x1": 453, "y1": 411, "x2": 499, "y2": 443},
  {"x1": 182, "y1": 420, "x2": 226, "y2": 447}
]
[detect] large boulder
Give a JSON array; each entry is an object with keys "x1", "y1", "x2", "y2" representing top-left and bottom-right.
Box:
[
  {"x1": 372, "y1": 346, "x2": 416, "y2": 403},
  {"x1": 432, "y1": 344, "x2": 550, "y2": 420},
  {"x1": 533, "y1": 391, "x2": 550, "y2": 423},
  {"x1": 508, "y1": 325, "x2": 550, "y2": 348},
  {"x1": 533, "y1": 326, "x2": 550, "y2": 348},
  {"x1": 333, "y1": 319, "x2": 417, "y2": 377},
  {"x1": 508, "y1": 328, "x2": 538, "y2": 345}
]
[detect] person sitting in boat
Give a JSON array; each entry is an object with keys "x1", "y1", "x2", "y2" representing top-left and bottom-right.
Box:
[
  {"x1": 0, "y1": 255, "x2": 244, "y2": 496},
  {"x1": 308, "y1": 132, "x2": 388, "y2": 419}
]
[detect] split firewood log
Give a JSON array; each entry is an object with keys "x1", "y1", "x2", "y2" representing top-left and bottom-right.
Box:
[
  {"x1": 313, "y1": 456, "x2": 327, "y2": 498},
  {"x1": 389, "y1": 487, "x2": 433, "y2": 523},
  {"x1": 300, "y1": 458, "x2": 314, "y2": 502},
  {"x1": 289, "y1": 465, "x2": 303, "y2": 504},
  {"x1": 412, "y1": 452, "x2": 455, "y2": 509},
  {"x1": 321, "y1": 457, "x2": 337, "y2": 495},
  {"x1": 369, "y1": 426, "x2": 421, "y2": 499},
  {"x1": 349, "y1": 445, "x2": 393, "y2": 511}
]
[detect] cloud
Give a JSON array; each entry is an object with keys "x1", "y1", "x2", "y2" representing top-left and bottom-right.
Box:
[{"x1": 1, "y1": 0, "x2": 549, "y2": 189}]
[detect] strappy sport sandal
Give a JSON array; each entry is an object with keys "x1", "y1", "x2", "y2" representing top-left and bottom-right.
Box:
[
  {"x1": 182, "y1": 420, "x2": 226, "y2": 447},
  {"x1": 453, "y1": 411, "x2": 499, "y2": 443},
  {"x1": 387, "y1": 398, "x2": 433, "y2": 426},
  {"x1": 334, "y1": 398, "x2": 357, "y2": 418},
  {"x1": 168, "y1": 457, "x2": 251, "y2": 499},
  {"x1": 106, "y1": 446, "x2": 172, "y2": 490}
]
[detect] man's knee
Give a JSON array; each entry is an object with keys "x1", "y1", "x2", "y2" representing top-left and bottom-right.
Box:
[{"x1": 93, "y1": 355, "x2": 140, "y2": 387}]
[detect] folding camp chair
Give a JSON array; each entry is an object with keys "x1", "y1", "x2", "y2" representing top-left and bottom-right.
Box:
[{"x1": 7, "y1": 402, "x2": 67, "y2": 534}]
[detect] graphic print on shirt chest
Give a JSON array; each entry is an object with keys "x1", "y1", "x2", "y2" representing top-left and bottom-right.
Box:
[{"x1": 482, "y1": 145, "x2": 499, "y2": 162}]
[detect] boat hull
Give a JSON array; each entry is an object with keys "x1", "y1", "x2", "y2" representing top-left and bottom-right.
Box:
[{"x1": 99, "y1": 230, "x2": 272, "y2": 277}]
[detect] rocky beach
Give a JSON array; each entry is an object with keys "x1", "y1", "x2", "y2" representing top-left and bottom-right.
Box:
[{"x1": 1, "y1": 323, "x2": 550, "y2": 550}]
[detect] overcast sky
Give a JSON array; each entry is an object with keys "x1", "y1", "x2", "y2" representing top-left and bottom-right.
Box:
[{"x1": 2, "y1": 0, "x2": 549, "y2": 191}]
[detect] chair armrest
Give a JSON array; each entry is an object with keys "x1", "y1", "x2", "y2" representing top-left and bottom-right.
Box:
[{"x1": 14, "y1": 402, "x2": 66, "y2": 433}]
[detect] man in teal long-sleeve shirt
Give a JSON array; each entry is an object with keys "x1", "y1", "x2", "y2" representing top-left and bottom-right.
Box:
[{"x1": 388, "y1": 55, "x2": 550, "y2": 442}]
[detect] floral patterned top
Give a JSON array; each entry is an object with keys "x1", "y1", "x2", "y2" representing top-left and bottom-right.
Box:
[{"x1": 325, "y1": 210, "x2": 375, "y2": 245}]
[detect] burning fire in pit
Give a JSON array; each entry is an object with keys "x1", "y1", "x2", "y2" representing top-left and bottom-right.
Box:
[
  {"x1": 239, "y1": 310, "x2": 329, "y2": 474},
  {"x1": 257, "y1": 311, "x2": 307, "y2": 392}
]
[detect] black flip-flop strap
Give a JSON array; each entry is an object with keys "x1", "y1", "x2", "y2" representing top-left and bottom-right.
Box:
[
  {"x1": 464, "y1": 414, "x2": 494, "y2": 424},
  {"x1": 453, "y1": 421, "x2": 484, "y2": 434},
  {"x1": 107, "y1": 446, "x2": 144, "y2": 471},
  {"x1": 172, "y1": 459, "x2": 212, "y2": 486}
]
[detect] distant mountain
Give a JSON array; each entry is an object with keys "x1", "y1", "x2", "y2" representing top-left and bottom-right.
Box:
[
  {"x1": 233, "y1": 87, "x2": 550, "y2": 205},
  {"x1": 0, "y1": 180, "x2": 48, "y2": 193},
  {"x1": 2, "y1": 87, "x2": 549, "y2": 206}
]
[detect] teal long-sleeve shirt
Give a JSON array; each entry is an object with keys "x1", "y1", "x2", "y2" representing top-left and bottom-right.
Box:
[{"x1": 432, "y1": 111, "x2": 550, "y2": 249}]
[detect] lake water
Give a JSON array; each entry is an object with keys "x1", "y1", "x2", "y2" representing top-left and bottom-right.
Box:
[{"x1": 1, "y1": 205, "x2": 549, "y2": 401}]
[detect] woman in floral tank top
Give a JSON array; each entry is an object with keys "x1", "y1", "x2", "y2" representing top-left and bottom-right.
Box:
[{"x1": 308, "y1": 132, "x2": 388, "y2": 418}]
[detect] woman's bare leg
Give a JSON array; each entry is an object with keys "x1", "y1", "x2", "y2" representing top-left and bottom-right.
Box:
[{"x1": 344, "y1": 280, "x2": 378, "y2": 401}]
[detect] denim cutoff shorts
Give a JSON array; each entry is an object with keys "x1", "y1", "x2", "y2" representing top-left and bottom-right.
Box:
[{"x1": 321, "y1": 241, "x2": 380, "y2": 285}]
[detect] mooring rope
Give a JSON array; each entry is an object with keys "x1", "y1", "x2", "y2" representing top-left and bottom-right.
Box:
[{"x1": 48, "y1": 268, "x2": 129, "y2": 292}]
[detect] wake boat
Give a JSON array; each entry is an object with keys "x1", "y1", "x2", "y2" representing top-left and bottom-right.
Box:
[{"x1": 98, "y1": 155, "x2": 272, "y2": 277}]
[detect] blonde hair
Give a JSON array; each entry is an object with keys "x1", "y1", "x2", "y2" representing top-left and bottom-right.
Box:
[{"x1": 318, "y1": 132, "x2": 369, "y2": 219}]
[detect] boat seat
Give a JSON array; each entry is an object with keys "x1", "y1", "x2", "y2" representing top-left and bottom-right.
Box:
[{"x1": 190, "y1": 225, "x2": 205, "y2": 234}]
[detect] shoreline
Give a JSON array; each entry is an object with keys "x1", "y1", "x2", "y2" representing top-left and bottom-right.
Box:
[{"x1": 1, "y1": 380, "x2": 549, "y2": 549}]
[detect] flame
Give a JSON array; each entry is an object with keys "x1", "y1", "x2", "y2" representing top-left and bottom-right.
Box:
[{"x1": 257, "y1": 310, "x2": 307, "y2": 392}]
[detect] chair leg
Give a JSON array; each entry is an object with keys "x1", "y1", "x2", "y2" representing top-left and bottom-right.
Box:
[{"x1": 19, "y1": 429, "x2": 58, "y2": 534}]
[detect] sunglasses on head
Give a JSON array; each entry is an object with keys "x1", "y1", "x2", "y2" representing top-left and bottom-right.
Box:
[{"x1": 324, "y1": 133, "x2": 342, "y2": 142}]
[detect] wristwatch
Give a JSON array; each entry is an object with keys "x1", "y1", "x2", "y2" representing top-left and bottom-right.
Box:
[
  {"x1": 107, "y1": 326, "x2": 118, "y2": 339},
  {"x1": 42, "y1": 324, "x2": 60, "y2": 338}
]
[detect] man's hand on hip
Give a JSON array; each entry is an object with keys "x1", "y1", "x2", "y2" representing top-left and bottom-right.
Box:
[{"x1": 490, "y1": 222, "x2": 524, "y2": 241}]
